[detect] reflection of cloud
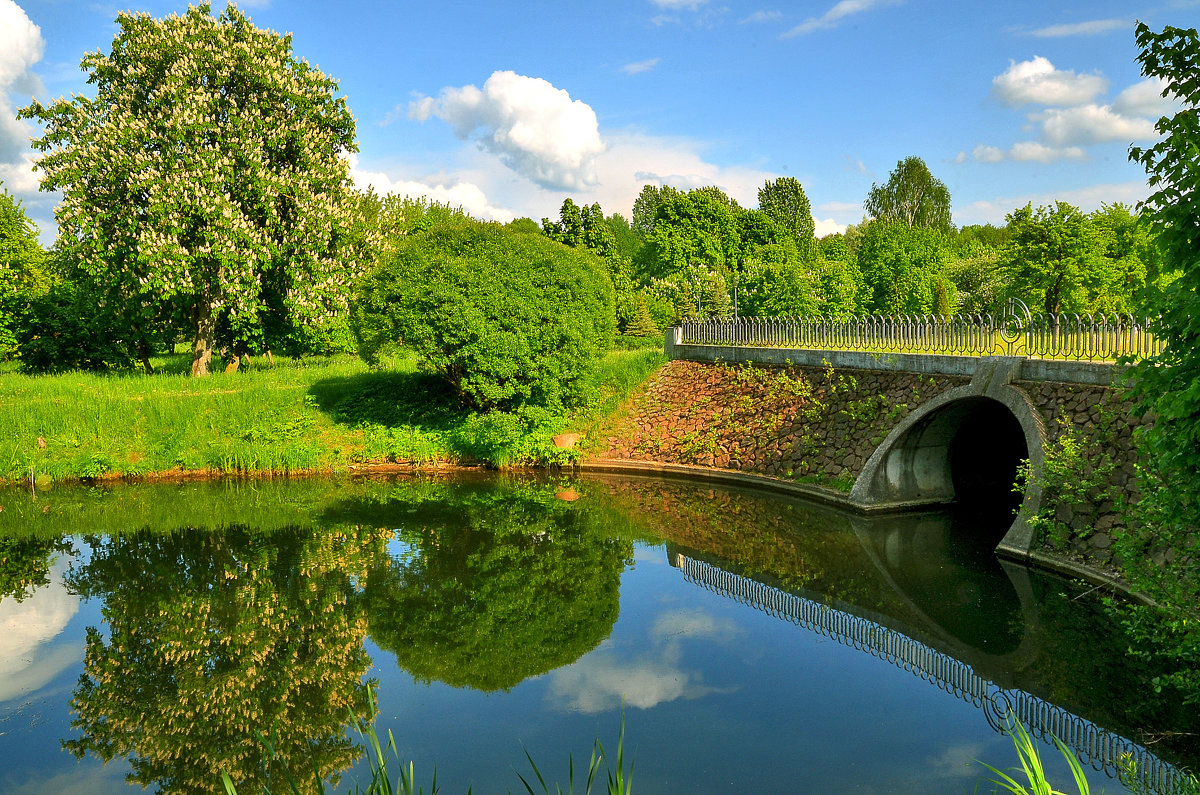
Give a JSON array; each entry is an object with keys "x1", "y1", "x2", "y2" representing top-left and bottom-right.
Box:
[
  {"x1": 2, "y1": 764, "x2": 130, "y2": 795},
  {"x1": 547, "y1": 608, "x2": 740, "y2": 713},
  {"x1": 925, "y1": 741, "x2": 987, "y2": 779},
  {"x1": 650, "y1": 607, "x2": 738, "y2": 641},
  {"x1": 0, "y1": 558, "x2": 82, "y2": 703}
]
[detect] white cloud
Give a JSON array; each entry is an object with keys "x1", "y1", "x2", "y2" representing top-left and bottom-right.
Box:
[
  {"x1": 0, "y1": 150, "x2": 40, "y2": 193},
  {"x1": 651, "y1": 0, "x2": 708, "y2": 8},
  {"x1": 0, "y1": 557, "x2": 81, "y2": 703},
  {"x1": 1113, "y1": 77, "x2": 1181, "y2": 119},
  {"x1": 783, "y1": 0, "x2": 902, "y2": 37},
  {"x1": 409, "y1": 70, "x2": 605, "y2": 192},
  {"x1": 740, "y1": 10, "x2": 782, "y2": 23},
  {"x1": 348, "y1": 154, "x2": 516, "y2": 223},
  {"x1": 992, "y1": 56, "x2": 1108, "y2": 107},
  {"x1": 958, "y1": 180, "x2": 1150, "y2": 226},
  {"x1": 621, "y1": 58, "x2": 661, "y2": 76},
  {"x1": 547, "y1": 608, "x2": 739, "y2": 713},
  {"x1": 970, "y1": 141, "x2": 1086, "y2": 163},
  {"x1": 1029, "y1": 19, "x2": 1131, "y2": 37},
  {"x1": 813, "y1": 218, "x2": 846, "y2": 236},
  {"x1": 1036, "y1": 104, "x2": 1158, "y2": 146},
  {"x1": 0, "y1": 0, "x2": 45, "y2": 169}
]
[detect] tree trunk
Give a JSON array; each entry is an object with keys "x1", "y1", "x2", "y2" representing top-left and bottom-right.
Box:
[
  {"x1": 191, "y1": 310, "x2": 216, "y2": 376},
  {"x1": 137, "y1": 336, "x2": 155, "y2": 375}
]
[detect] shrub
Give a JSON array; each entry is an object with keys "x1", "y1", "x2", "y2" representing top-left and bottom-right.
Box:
[{"x1": 351, "y1": 222, "x2": 615, "y2": 412}]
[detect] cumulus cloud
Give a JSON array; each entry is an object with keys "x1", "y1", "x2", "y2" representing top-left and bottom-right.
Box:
[
  {"x1": 783, "y1": 0, "x2": 903, "y2": 37},
  {"x1": 813, "y1": 218, "x2": 847, "y2": 237},
  {"x1": 959, "y1": 180, "x2": 1150, "y2": 226},
  {"x1": 621, "y1": 58, "x2": 661, "y2": 76},
  {"x1": 1036, "y1": 104, "x2": 1158, "y2": 146},
  {"x1": 348, "y1": 154, "x2": 516, "y2": 223},
  {"x1": 992, "y1": 56, "x2": 1108, "y2": 107},
  {"x1": 409, "y1": 71, "x2": 605, "y2": 191},
  {"x1": 1029, "y1": 19, "x2": 1131, "y2": 37},
  {"x1": 0, "y1": 0, "x2": 45, "y2": 168},
  {"x1": 969, "y1": 141, "x2": 1086, "y2": 163},
  {"x1": 1113, "y1": 77, "x2": 1181, "y2": 119}
]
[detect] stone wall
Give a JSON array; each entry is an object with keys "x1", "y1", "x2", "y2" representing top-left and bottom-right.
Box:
[
  {"x1": 1014, "y1": 380, "x2": 1149, "y2": 567},
  {"x1": 600, "y1": 359, "x2": 1149, "y2": 570},
  {"x1": 601, "y1": 360, "x2": 968, "y2": 491}
]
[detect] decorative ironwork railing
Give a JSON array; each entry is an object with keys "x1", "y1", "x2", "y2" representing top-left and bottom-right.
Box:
[
  {"x1": 678, "y1": 299, "x2": 1163, "y2": 363},
  {"x1": 675, "y1": 553, "x2": 1189, "y2": 794}
]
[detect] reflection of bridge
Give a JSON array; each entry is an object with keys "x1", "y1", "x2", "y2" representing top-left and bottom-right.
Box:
[{"x1": 671, "y1": 552, "x2": 1188, "y2": 795}]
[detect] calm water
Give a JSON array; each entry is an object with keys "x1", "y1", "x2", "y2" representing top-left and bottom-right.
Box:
[{"x1": 0, "y1": 472, "x2": 1195, "y2": 794}]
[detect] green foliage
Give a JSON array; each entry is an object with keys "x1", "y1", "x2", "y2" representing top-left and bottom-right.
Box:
[
  {"x1": 64, "y1": 524, "x2": 385, "y2": 793},
  {"x1": 515, "y1": 709, "x2": 634, "y2": 795},
  {"x1": 639, "y1": 187, "x2": 742, "y2": 280},
  {"x1": 0, "y1": 534, "x2": 73, "y2": 602},
  {"x1": 854, "y1": 221, "x2": 952, "y2": 313},
  {"x1": 976, "y1": 716, "x2": 1092, "y2": 795},
  {"x1": 1001, "y1": 203, "x2": 1110, "y2": 315},
  {"x1": 0, "y1": 182, "x2": 46, "y2": 361},
  {"x1": 1016, "y1": 418, "x2": 1118, "y2": 552},
  {"x1": 945, "y1": 248, "x2": 1004, "y2": 314},
  {"x1": 361, "y1": 482, "x2": 632, "y2": 692},
  {"x1": 863, "y1": 156, "x2": 952, "y2": 232},
  {"x1": 20, "y1": 4, "x2": 361, "y2": 376},
  {"x1": 1120, "y1": 22, "x2": 1200, "y2": 707},
  {"x1": 351, "y1": 222, "x2": 615, "y2": 412},
  {"x1": 757, "y1": 177, "x2": 815, "y2": 251}
]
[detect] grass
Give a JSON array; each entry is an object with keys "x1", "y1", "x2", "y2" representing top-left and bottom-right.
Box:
[
  {"x1": 221, "y1": 689, "x2": 634, "y2": 795},
  {"x1": 0, "y1": 344, "x2": 666, "y2": 486}
]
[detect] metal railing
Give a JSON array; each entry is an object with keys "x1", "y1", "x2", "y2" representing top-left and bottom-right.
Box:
[
  {"x1": 678, "y1": 299, "x2": 1162, "y2": 363},
  {"x1": 675, "y1": 553, "x2": 1189, "y2": 794}
]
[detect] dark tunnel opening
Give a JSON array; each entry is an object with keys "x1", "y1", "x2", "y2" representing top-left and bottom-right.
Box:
[{"x1": 947, "y1": 399, "x2": 1028, "y2": 534}]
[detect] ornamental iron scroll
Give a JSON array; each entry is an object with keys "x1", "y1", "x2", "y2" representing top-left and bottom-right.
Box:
[{"x1": 679, "y1": 306, "x2": 1162, "y2": 363}]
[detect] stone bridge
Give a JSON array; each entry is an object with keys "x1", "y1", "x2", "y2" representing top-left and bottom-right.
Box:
[
  {"x1": 598, "y1": 329, "x2": 1144, "y2": 562},
  {"x1": 667, "y1": 548, "x2": 1187, "y2": 794}
]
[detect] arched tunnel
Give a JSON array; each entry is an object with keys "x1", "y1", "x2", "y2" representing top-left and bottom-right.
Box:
[{"x1": 851, "y1": 395, "x2": 1036, "y2": 547}]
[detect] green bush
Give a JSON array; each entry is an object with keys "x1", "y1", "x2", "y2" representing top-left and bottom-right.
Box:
[{"x1": 351, "y1": 222, "x2": 615, "y2": 412}]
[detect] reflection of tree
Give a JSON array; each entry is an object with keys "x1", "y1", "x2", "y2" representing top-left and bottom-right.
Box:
[
  {"x1": 358, "y1": 482, "x2": 633, "y2": 692},
  {"x1": 63, "y1": 525, "x2": 390, "y2": 794},
  {"x1": 0, "y1": 534, "x2": 73, "y2": 602}
]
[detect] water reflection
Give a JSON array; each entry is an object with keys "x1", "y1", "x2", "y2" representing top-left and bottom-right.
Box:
[
  {"x1": 338, "y1": 479, "x2": 633, "y2": 692},
  {"x1": 63, "y1": 525, "x2": 387, "y2": 794},
  {"x1": 0, "y1": 473, "x2": 1194, "y2": 794}
]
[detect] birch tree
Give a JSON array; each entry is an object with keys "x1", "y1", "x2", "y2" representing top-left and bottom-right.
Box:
[{"x1": 21, "y1": 3, "x2": 359, "y2": 375}]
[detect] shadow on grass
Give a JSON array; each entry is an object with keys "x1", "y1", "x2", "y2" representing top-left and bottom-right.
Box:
[{"x1": 307, "y1": 369, "x2": 469, "y2": 431}]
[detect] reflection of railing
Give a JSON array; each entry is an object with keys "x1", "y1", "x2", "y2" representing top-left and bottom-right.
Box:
[
  {"x1": 675, "y1": 554, "x2": 1187, "y2": 795},
  {"x1": 679, "y1": 300, "x2": 1162, "y2": 363}
]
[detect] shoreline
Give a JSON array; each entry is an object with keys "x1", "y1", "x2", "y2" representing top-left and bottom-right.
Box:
[{"x1": 2, "y1": 454, "x2": 1149, "y2": 607}]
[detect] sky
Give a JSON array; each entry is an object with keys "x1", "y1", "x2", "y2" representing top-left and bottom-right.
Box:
[{"x1": 2, "y1": 0, "x2": 1199, "y2": 246}]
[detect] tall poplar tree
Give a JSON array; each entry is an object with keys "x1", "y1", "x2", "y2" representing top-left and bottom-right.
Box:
[{"x1": 21, "y1": 4, "x2": 359, "y2": 375}]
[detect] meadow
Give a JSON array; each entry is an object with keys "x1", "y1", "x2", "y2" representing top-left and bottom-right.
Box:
[{"x1": 0, "y1": 341, "x2": 666, "y2": 487}]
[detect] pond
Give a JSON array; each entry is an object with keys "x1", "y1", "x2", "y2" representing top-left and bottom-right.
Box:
[{"x1": 0, "y1": 472, "x2": 1195, "y2": 794}]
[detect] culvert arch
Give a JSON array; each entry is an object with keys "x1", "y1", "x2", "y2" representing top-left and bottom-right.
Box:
[{"x1": 849, "y1": 358, "x2": 1046, "y2": 555}]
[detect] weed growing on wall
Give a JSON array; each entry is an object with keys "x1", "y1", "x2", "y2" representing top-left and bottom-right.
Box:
[{"x1": 1018, "y1": 413, "x2": 1121, "y2": 552}]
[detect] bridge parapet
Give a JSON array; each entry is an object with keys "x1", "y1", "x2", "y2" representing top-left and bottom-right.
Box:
[{"x1": 677, "y1": 303, "x2": 1159, "y2": 366}]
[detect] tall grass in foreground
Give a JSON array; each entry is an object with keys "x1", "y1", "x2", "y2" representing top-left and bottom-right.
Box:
[{"x1": 977, "y1": 715, "x2": 1200, "y2": 795}]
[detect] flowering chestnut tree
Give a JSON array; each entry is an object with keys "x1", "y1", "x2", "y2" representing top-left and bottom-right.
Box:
[{"x1": 21, "y1": 3, "x2": 359, "y2": 375}]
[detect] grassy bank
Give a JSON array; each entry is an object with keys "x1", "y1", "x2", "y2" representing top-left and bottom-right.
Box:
[{"x1": 0, "y1": 345, "x2": 666, "y2": 486}]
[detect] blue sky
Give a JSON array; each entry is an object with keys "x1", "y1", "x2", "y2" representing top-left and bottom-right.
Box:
[{"x1": 3, "y1": 0, "x2": 1198, "y2": 245}]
